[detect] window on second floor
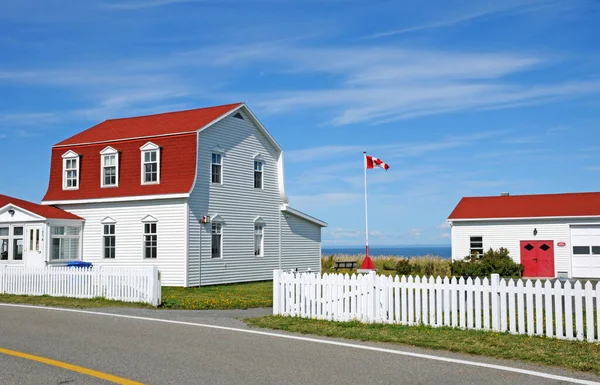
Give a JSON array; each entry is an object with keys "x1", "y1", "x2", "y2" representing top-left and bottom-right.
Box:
[
  {"x1": 140, "y1": 142, "x2": 160, "y2": 185},
  {"x1": 254, "y1": 160, "x2": 263, "y2": 189},
  {"x1": 211, "y1": 153, "x2": 222, "y2": 184},
  {"x1": 100, "y1": 147, "x2": 119, "y2": 188},
  {"x1": 62, "y1": 151, "x2": 80, "y2": 190}
]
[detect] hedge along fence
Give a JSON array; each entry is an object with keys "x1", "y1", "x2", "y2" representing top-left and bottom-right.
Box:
[{"x1": 273, "y1": 271, "x2": 600, "y2": 342}]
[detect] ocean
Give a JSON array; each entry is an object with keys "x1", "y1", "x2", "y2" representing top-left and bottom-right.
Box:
[{"x1": 322, "y1": 246, "x2": 452, "y2": 259}]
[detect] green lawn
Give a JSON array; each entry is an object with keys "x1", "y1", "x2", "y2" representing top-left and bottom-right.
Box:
[
  {"x1": 161, "y1": 281, "x2": 272, "y2": 310},
  {"x1": 0, "y1": 281, "x2": 273, "y2": 310},
  {"x1": 245, "y1": 316, "x2": 600, "y2": 375}
]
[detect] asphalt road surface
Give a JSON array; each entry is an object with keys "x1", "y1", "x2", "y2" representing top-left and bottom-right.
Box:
[{"x1": 1, "y1": 304, "x2": 599, "y2": 385}]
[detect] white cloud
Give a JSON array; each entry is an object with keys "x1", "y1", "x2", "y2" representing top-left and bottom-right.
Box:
[{"x1": 363, "y1": 0, "x2": 558, "y2": 39}]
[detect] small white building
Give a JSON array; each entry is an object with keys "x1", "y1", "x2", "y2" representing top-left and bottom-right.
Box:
[
  {"x1": 27, "y1": 102, "x2": 326, "y2": 286},
  {"x1": 448, "y1": 192, "x2": 600, "y2": 279},
  {"x1": 0, "y1": 195, "x2": 84, "y2": 267}
]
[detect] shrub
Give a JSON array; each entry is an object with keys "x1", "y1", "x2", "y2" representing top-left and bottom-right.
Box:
[
  {"x1": 451, "y1": 247, "x2": 524, "y2": 278},
  {"x1": 395, "y1": 259, "x2": 412, "y2": 275},
  {"x1": 322, "y1": 255, "x2": 335, "y2": 270}
]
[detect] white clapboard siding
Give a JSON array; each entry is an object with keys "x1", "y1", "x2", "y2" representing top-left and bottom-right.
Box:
[
  {"x1": 273, "y1": 271, "x2": 600, "y2": 343},
  {"x1": 0, "y1": 265, "x2": 160, "y2": 305},
  {"x1": 57, "y1": 199, "x2": 187, "y2": 286},
  {"x1": 451, "y1": 218, "x2": 600, "y2": 277},
  {"x1": 188, "y1": 113, "x2": 322, "y2": 286}
]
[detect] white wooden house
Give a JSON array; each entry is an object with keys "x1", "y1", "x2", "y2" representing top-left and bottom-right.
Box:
[
  {"x1": 448, "y1": 192, "x2": 600, "y2": 279},
  {"x1": 32, "y1": 103, "x2": 326, "y2": 286}
]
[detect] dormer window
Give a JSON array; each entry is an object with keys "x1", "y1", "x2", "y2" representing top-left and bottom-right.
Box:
[
  {"x1": 140, "y1": 142, "x2": 160, "y2": 185},
  {"x1": 100, "y1": 146, "x2": 119, "y2": 188},
  {"x1": 62, "y1": 150, "x2": 80, "y2": 190}
]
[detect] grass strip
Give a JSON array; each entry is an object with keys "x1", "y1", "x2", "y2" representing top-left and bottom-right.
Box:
[
  {"x1": 0, "y1": 294, "x2": 153, "y2": 308},
  {"x1": 245, "y1": 316, "x2": 600, "y2": 375},
  {"x1": 0, "y1": 281, "x2": 273, "y2": 310},
  {"x1": 161, "y1": 281, "x2": 272, "y2": 310}
]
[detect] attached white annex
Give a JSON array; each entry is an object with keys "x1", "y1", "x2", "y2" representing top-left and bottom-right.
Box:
[
  {"x1": 448, "y1": 191, "x2": 600, "y2": 279},
  {"x1": 37, "y1": 103, "x2": 326, "y2": 286},
  {"x1": 0, "y1": 195, "x2": 84, "y2": 267}
]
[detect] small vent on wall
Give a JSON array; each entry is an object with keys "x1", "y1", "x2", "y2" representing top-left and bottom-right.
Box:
[{"x1": 233, "y1": 112, "x2": 244, "y2": 120}]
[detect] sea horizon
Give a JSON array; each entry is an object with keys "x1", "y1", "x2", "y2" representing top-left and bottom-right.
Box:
[{"x1": 322, "y1": 245, "x2": 452, "y2": 259}]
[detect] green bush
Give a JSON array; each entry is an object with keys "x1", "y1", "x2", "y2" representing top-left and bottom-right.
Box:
[
  {"x1": 322, "y1": 255, "x2": 335, "y2": 270},
  {"x1": 395, "y1": 259, "x2": 412, "y2": 275},
  {"x1": 451, "y1": 248, "x2": 524, "y2": 278}
]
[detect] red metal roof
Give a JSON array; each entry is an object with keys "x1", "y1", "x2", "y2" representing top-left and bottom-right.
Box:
[
  {"x1": 0, "y1": 194, "x2": 82, "y2": 220},
  {"x1": 42, "y1": 134, "x2": 197, "y2": 202},
  {"x1": 448, "y1": 192, "x2": 600, "y2": 220},
  {"x1": 55, "y1": 103, "x2": 242, "y2": 146}
]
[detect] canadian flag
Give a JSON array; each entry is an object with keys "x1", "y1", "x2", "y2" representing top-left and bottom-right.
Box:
[{"x1": 365, "y1": 155, "x2": 390, "y2": 170}]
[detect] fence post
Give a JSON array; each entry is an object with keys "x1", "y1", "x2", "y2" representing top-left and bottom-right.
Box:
[
  {"x1": 0, "y1": 265, "x2": 5, "y2": 294},
  {"x1": 273, "y1": 270, "x2": 280, "y2": 315},
  {"x1": 490, "y1": 273, "x2": 500, "y2": 331},
  {"x1": 369, "y1": 271, "x2": 377, "y2": 323},
  {"x1": 148, "y1": 266, "x2": 161, "y2": 307}
]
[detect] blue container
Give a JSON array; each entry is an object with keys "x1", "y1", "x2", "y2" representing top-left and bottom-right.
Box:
[{"x1": 67, "y1": 261, "x2": 93, "y2": 268}]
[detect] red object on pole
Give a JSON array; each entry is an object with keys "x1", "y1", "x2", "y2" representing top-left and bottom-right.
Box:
[{"x1": 360, "y1": 254, "x2": 376, "y2": 270}]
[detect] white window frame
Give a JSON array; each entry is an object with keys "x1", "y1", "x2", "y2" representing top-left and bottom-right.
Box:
[
  {"x1": 101, "y1": 217, "x2": 116, "y2": 259},
  {"x1": 469, "y1": 236, "x2": 484, "y2": 256},
  {"x1": 100, "y1": 146, "x2": 119, "y2": 188},
  {"x1": 254, "y1": 223, "x2": 264, "y2": 257},
  {"x1": 211, "y1": 152, "x2": 223, "y2": 185},
  {"x1": 140, "y1": 142, "x2": 160, "y2": 185},
  {"x1": 0, "y1": 225, "x2": 24, "y2": 263},
  {"x1": 50, "y1": 225, "x2": 81, "y2": 261},
  {"x1": 141, "y1": 216, "x2": 158, "y2": 259},
  {"x1": 254, "y1": 160, "x2": 263, "y2": 189},
  {"x1": 211, "y1": 222, "x2": 223, "y2": 259},
  {"x1": 62, "y1": 150, "x2": 80, "y2": 190}
]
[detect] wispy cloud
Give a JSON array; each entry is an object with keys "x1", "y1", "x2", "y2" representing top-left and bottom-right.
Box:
[{"x1": 364, "y1": 0, "x2": 566, "y2": 39}]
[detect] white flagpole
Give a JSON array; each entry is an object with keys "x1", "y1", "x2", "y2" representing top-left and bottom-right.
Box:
[{"x1": 363, "y1": 151, "x2": 369, "y2": 259}]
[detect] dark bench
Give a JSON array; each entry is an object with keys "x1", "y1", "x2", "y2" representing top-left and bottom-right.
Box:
[{"x1": 334, "y1": 260, "x2": 357, "y2": 270}]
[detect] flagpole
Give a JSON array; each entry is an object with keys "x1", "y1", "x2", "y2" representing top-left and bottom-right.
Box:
[{"x1": 363, "y1": 151, "x2": 369, "y2": 259}]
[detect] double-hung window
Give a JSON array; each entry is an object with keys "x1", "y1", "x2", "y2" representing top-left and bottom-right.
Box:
[
  {"x1": 254, "y1": 161, "x2": 263, "y2": 189},
  {"x1": 140, "y1": 142, "x2": 160, "y2": 184},
  {"x1": 211, "y1": 153, "x2": 222, "y2": 184},
  {"x1": 103, "y1": 224, "x2": 116, "y2": 259},
  {"x1": 143, "y1": 222, "x2": 157, "y2": 259},
  {"x1": 62, "y1": 151, "x2": 80, "y2": 190},
  {"x1": 101, "y1": 147, "x2": 119, "y2": 187},
  {"x1": 254, "y1": 224, "x2": 264, "y2": 257},
  {"x1": 469, "y1": 236, "x2": 483, "y2": 256},
  {"x1": 50, "y1": 226, "x2": 81, "y2": 260},
  {"x1": 0, "y1": 226, "x2": 23, "y2": 261},
  {"x1": 211, "y1": 223, "x2": 222, "y2": 258}
]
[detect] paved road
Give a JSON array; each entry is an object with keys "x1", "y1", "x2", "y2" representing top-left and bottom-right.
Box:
[{"x1": 1, "y1": 304, "x2": 599, "y2": 385}]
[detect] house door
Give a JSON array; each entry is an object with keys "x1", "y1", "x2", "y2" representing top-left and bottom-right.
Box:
[
  {"x1": 24, "y1": 225, "x2": 44, "y2": 268},
  {"x1": 520, "y1": 240, "x2": 555, "y2": 277}
]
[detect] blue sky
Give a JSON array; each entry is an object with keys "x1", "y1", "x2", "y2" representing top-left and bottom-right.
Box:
[{"x1": 1, "y1": 0, "x2": 600, "y2": 246}]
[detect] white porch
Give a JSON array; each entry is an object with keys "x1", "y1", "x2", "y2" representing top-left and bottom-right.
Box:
[{"x1": 0, "y1": 203, "x2": 84, "y2": 268}]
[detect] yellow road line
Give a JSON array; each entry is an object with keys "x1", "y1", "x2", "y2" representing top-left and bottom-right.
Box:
[{"x1": 0, "y1": 347, "x2": 145, "y2": 385}]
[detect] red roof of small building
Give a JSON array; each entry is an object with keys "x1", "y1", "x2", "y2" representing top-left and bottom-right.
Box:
[
  {"x1": 0, "y1": 194, "x2": 82, "y2": 220},
  {"x1": 55, "y1": 103, "x2": 242, "y2": 146},
  {"x1": 448, "y1": 192, "x2": 600, "y2": 220}
]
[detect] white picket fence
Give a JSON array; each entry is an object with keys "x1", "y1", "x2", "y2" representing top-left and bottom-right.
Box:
[
  {"x1": 0, "y1": 265, "x2": 161, "y2": 306},
  {"x1": 273, "y1": 270, "x2": 600, "y2": 342}
]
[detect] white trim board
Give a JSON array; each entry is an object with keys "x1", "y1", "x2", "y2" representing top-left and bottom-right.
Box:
[
  {"x1": 42, "y1": 193, "x2": 189, "y2": 205},
  {"x1": 281, "y1": 206, "x2": 327, "y2": 227}
]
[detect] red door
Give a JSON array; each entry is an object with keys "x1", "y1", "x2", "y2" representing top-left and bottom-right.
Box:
[{"x1": 520, "y1": 241, "x2": 555, "y2": 277}]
